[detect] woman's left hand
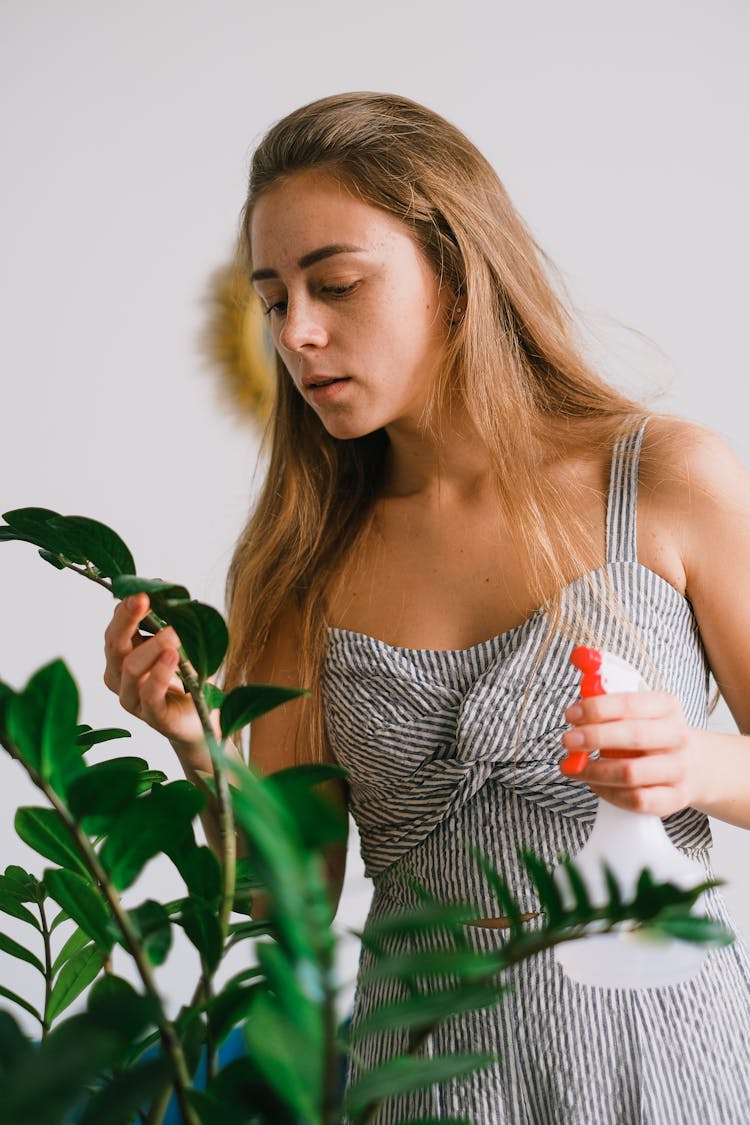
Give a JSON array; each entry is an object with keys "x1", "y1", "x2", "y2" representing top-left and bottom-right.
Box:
[{"x1": 560, "y1": 690, "x2": 705, "y2": 817}]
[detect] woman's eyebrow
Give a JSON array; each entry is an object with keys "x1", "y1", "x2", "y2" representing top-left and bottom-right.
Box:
[{"x1": 250, "y1": 243, "x2": 365, "y2": 283}]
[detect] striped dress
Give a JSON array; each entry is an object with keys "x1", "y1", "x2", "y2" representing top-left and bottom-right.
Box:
[{"x1": 323, "y1": 422, "x2": 750, "y2": 1124}]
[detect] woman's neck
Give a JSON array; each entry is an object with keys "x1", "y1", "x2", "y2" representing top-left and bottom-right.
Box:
[{"x1": 381, "y1": 411, "x2": 496, "y2": 501}]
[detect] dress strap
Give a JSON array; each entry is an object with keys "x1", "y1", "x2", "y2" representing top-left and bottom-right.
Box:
[{"x1": 605, "y1": 418, "x2": 649, "y2": 564}]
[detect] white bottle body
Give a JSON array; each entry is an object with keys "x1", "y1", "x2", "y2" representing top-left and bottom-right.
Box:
[{"x1": 554, "y1": 652, "x2": 709, "y2": 989}]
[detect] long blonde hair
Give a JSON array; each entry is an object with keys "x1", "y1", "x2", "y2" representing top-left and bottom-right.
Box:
[{"x1": 223, "y1": 92, "x2": 645, "y2": 761}]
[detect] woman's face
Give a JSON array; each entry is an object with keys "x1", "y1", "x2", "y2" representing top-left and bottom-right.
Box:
[{"x1": 249, "y1": 169, "x2": 453, "y2": 440}]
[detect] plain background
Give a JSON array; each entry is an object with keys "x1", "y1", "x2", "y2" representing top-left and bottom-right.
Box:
[{"x1": 1, "y1": 0, "x2": 748, "y2": 1031}]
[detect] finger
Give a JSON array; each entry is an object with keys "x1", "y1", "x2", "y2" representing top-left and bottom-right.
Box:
[
  {"x1": 587, "y1": 783, "x2": 686, "y2": 818},
  {"x1": 139, "y1": 648, "x2": 182, "y2": 715},
  {"x1": 121, "y1": 627, "x2": 181, "y2": 681},
  {"x1": 562, "y1": 717, "x2": 688, "y2": 755},
  {"x1": 104, "y1": 595, "x2": 151, "y2": 666},
  {"x1": 118, "y1": 625, "x2": 179, "y2": 711},
  {"x1": 564, "y1": 691, "x2": 676, "y2": 725},
  {"x1": 103, "y1": 596, "x2": 153, "y2": 691},
  {"x1": 578, "y1": 751, "x2": 685, "y2": 790}
]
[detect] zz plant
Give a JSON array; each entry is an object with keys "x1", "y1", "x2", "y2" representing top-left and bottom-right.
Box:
[{"x1": 0, "y1": 507, "x2": 733, "y2": 1125}]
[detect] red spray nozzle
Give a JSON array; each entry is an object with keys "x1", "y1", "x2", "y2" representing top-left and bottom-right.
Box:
[
  {"x1": 570, "y1": 646, "x2": 605, "y2": 699},
  {"x1": 570, "y1": 646, "x2": 602, "y2": 673},
  {"x1": 562, "y1": 646, "x2": 605, "y2": 775}
]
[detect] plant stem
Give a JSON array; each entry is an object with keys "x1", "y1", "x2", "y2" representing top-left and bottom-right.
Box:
[
  {"x1": 174, "y1": 659, "x2": 236, "y2": 938},
  {"x1": 37, "y1": 895, "x2": 52, "y2": 1041},
  {"x1": 143, "y1": 1081, "x2": 173, "y2": 1125},
  {"x1": 2, "y1": 739, "x2": 201, "y2": 1125},
  {"x1": 321, "y1": 968, "x2": 340, "y2": 1125}
]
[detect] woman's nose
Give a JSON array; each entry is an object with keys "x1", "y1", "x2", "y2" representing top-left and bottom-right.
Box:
[{"x1": 277, "y1": 300, "x2": 328, "y2": 353}]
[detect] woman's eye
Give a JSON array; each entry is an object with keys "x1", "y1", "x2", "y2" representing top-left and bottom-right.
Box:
[
  {"x1": 321, "y1": 282, "x2": 357, "y2": 298},
  {"x1": 262, "y1": 299, "x2": 287, "y2": 318}
]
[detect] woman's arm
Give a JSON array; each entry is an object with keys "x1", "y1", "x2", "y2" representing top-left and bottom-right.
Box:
[{"x1": 561, "y1": 420, "x2": 750, "y2": 829}]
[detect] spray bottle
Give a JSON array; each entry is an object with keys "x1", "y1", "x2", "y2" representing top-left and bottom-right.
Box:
[{"x1": 553, "y1": 645, "x2": 709, "y2": 988}]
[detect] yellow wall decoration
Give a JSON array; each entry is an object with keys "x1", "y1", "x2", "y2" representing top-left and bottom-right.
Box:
[{"x1": 201, "y1": 259, "x2": 276, "y2": 425}]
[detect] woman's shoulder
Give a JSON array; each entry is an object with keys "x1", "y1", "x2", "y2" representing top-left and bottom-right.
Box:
[
  {"x1": 639, "y1": 414, "x2": 747, "y2": 504},
  {"x1": 637, "y1": 414, "x2": 750, "y2": 586}
]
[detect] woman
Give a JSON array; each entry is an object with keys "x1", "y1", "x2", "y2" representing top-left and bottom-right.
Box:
[{"x1": 104, "y1": 92, "x2": 750, "y2": 1122}]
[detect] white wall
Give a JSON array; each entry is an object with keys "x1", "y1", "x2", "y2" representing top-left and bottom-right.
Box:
[{"x1": 1, "y1": 0, "x2": 748, "y2": 1031}]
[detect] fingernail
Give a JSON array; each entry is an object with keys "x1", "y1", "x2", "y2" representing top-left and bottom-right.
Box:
[
  {"x1": 564, "y1": 729, "x2": 584, "y2": 748},
  {"x1": 565, "y1": 704, "x2": 583, "y2": 722},
  {"x1": 561, "y1": 751, "x2": 589, "y2": 776}
]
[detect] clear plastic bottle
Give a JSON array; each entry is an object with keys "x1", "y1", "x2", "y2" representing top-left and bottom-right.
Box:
[{"x1": 553, "y1": 646, "x2": 709, "y2": 989}]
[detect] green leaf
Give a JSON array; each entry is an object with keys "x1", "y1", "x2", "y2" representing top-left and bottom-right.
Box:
[
  {"x1": 520, "y1": 849, "x2": 565, "y2": 926},
  {"x1": 134, "y1": 768, "x2": 168, "y2": 794},
  {"x1": 203, "y1": 683, "x2": 225, "y2": 710},
  {"x1": 182, "y1": 900, "x2": 223, "y2": 972},
  {"x1": 52, "y1": 926, "x2": 92, "y2": 976},
  {"x1": 470, "y1": 846, "x2": 525, "y2": 937},
  {"x1": 343, "y1": 1052, "x2": 497, "y2": 1117},
  {"x1": 261, "y1": 768, "x2": 347, "y2": 854},
  {"x1": 2, "y1": 866, "x2": 40, "y2": 902},
  {"x1": 156, "y1": 600, "x2": 228, "y2": 681},
  {"x1": 360, "y1": 947, "x2": 506, "y2": 985},
  {"x1": 0, "y1": 985, "x2": 42, "y2": 1025},
  {"x1": 1, "y1": 506, "x2": 86, "y2": 561},
  {"x1": 6, "y1": 661, "x2": 81, "y2": 788},
  {"x1": 235, "y1": 855, "x2": 264, "y2": 888},
  {"x1": 0, "y1": 1009, "x2": 33, "y2": 1076},
  {"x1": 205, "y1": 980, "x2": 262, "y2": 1045},
  {"x1": 100, "y1": 781, "x2": 204, "y2": 890},
  {"x1": 111, "y1": 574, "x2": 190, "y2": 602},
  {"x1": 256, "y1": 940, "x2": 323, "y2": 1026},
  {"x1": 44, "y1": 868, "x2": 112, "y2": 953},
  {"x1": 392, "y1": 1120, "x2": 473, "y2": 1124},
  {"x1": 15, "y1": 807, "x2": 89, "y2": 877},
  {"x1": 49, "y1": 906, "x2": 70, "y2": 932},
  {"x1": 351, "y1": 981, "x2": 506, "y2": 1041},
  {"x1": 0, "y1": 680, "x2": 13, "y2": 737},
  {"x1": 648, "y1": 913, "x2": 735, "y2": 946},
  {"x1": 175, "y1": 1004, "x2": 207, "y2": 1076},
  {"x1": 48, "y1": 514, "x2": 135, "y2": 578},
  {"x1": 38, "y1": 548, "x2": 66, "y2": 569},
  {"x1": 46, "y1": 944, "x2": 106, "y2": 1022},
  {"x1": 178, "y1": 845, "x2": 222, "y2": 905},
  {"x1": 0, "y1": 1015, "x2": 116, "y2": 1122},
  {"x1": 0, "y1": 889, "x2": 40, "y2": 929},
  {"x1": 0, "y1": 931, "x2": 44, "y2": 974},
  {"x1": 222, "y1": 966, "x2": 265, "y2": 990},
  {"x1": 198, "y1": 1057, "x2": 298, "y2": 1125},
  {"x1": 78, "y1": 1057, "x2": 172, "y2": 1125},
  {"x1": 603, "y1": 864, "x2": 624, "y2": 917},
  {"x1": 229, "y1": 767, "x2": 320, "y2": 965},
  {"x1": 361, "y1": 901, "x2": 482, "y2": 943},
  {"x1": 559, "y1": 856, "x2": 593, "y2": 919},
  {"x1": 227, "y1": 918, "x2": 273, "y2": 942},
  {"x1": 127, "y1": 900, "x2": 172, "y2": 966},
  {"x1": 67, "y1": 756, "x2": 149, "y2": 830},
  {"x1": 221, "y1": 683, "x2": 308, "y2": 739},
  {"x1": 243, "y1": 989, "x2": 322, "y2": 1122},
  {"x1": 87, "y1": 974, "x2": 160, "y2": 1040},
  {"x1": 75, "y1": 726, "x2": 131, "y2": 750}
]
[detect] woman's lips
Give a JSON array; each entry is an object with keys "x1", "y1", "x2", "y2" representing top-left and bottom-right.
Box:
[{"x1": 304, "y1": 377, "x2": 351, "y2": 402}]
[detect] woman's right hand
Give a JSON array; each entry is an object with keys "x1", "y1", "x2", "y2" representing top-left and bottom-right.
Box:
[{"x1": 103, "y1": 593, "x2": 209, "y2": 761}]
